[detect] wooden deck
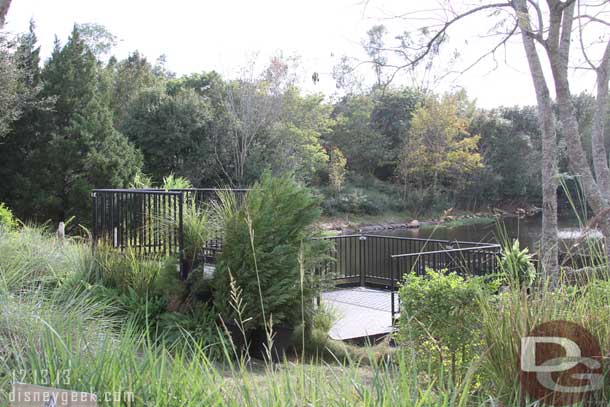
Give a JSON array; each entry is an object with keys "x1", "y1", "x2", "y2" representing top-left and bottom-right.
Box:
[{"x1": 321, "y1": 287, "x2": 399, "y2": 341}]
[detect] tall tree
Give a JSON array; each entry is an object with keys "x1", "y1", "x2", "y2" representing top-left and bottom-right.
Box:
[
  {"x1": 263, "y1": 88, "x2": 331, "y2": 183},
  {"x1": 222, "y1": 57, "x2": 288, "y2": 185},
  {"x1": 0, "y1": 21, "x2": 50, "y2": 216},
  {"x1": 399, "y1": 92, "x2": 482, "y2": 194},
  {"x1": 470, "y1": 107, "x2": 542, "y2": 201},
  {"x1": 122, "y1": 86, "x2": 213, "y2": 183},
  {"x1": 352, "y1": 1, "x2": 610, "y2": 276},
  {"x1": 109, "y1": 51, "x2": 159, "y2": 128},
  {"x1": 33, "y1": 26, "x2": 142, "y2": 221},
  {"x1": 0, "y1": 0, "x2": 11, "y2": 29},
  {"x1": 370, "y1": 87, "x2": 422, "y2": 179},
  {"x1": 331, "y1": 95, "x2": 388, "y2": 175}
]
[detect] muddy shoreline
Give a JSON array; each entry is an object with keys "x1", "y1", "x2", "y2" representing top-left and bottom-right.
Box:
[{"x1": 319, "y1": 206, "x2": 542, "y2": 235}]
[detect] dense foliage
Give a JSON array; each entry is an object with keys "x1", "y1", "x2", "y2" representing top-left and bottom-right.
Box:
[
  {"x1": 214, "y1": 174, "x2": 326, "y2": 331},
  {"x1": 2, "y1": 22, "x2": 604, "y2": 226},
  {"x1": 2, "y1": 201, "x2": 610, "y2": 405},
  {"x1": 397, "y1": 269, "x2": 492, "y2": 379}
]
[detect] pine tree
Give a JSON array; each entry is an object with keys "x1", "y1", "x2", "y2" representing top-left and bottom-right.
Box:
[
  {"x1": 0, "y1": 20, "x2": 48, "y2": 218},
  {"x1": 9, "y1": 25, "x2": 142, "y2": 222}
]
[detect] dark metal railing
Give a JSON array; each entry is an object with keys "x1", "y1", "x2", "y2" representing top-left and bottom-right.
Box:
[
  {"x1": 317, "y1": 234, "x2": 501, "y2": 320},
  {"x1": 389, "y1": 243, "x2": 501, "y2": 318},
  {"x1": 92, "y1": 189, "x2": 183, "y2": 256},
  {"x1": 91, "y1": 188, "x2": 248, "y2": 278}
]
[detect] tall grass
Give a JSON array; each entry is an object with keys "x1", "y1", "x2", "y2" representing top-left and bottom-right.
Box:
[
  {"x1": 7, "y1": 216, "x2": 610, "y2": 406},
  {"x1": 0, "y1": 225, "x2": 482, "y2": 406}
]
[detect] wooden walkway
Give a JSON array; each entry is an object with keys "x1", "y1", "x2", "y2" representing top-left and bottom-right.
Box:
[{"x1": 321, "y1": 287, "x2": 398, "y2": 341}]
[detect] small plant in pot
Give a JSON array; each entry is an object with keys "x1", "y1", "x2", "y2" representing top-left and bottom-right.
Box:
[{"x1": 213, "y1": 173, "x2": 328, "y2": 362}]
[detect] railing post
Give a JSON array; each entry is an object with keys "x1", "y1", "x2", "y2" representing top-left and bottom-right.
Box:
[
  {"x1": 390, "y1": 256, "x2": 396, "y2": 321},
  {"x1": 359, "y1": 234, "x2": 366, "y2": 286},
  {"x1": 91, "y1": 191, "x2": 98, "y2": 254},
  {"x1": 178, "y1": 192, "x2": 185, "y2": 280}
]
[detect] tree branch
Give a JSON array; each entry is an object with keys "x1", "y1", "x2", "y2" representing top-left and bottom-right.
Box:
[{"x1": 386, "y1": 2, "x2": 512, "y2": 77}]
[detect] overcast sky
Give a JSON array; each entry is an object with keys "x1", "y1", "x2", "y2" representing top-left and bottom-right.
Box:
[{"x1": 3, "y1": 0, "x2": 605, "y2": 108}]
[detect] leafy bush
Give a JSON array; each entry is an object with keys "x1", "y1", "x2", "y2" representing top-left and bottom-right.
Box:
[
  {"x1": 86, "y1": 247, "x2": 171, "y2": 296},
  {"x1": 0, "y1": 202, "x2": 16, "y2": 231},
  {"x1": 294, "y1": 305, "x2": 336, "y2": 352},
  {"x1": 162, "y1": 173, "x2": 192, "y2": 190},
  {"x1": 181, "y1": 201, "x2": 212, "y2": 271},
  {"x1": 0, "y1": 225, "x2": 91, "y2": 291},
  {"x1": 214, "y1": 173, "x2": 327, "y2": 331},
  {"x1": 397, "y1": 269, "x2": 490, "y2": 379},
  {"x1": 157, "y1": 304, "x2": 228, "y2": 359},
  {"x1": 498, "y1": 239, "x2": 536, "y2": 287}
]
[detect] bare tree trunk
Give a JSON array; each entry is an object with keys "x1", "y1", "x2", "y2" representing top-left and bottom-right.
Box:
[
  {"x1": 544, "y1": 0, "x2": 610, "y2": 257},
  {"x1": 0, "y1": 0, "x2": 11, "y2": 29},
  {"x1": 591, "y1": 44, "x2": 610, "y2": 199},
  {"x1": 514, "y1": 0, "x2": 559, "y2": 279}
]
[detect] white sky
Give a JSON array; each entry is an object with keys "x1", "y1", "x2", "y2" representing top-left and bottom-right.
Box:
[{"x1": 2, "y1": 0, "x2": 606, "y2": 108}]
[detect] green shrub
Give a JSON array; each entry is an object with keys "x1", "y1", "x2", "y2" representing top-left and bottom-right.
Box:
[
  {"x1": 180, "y1": 201, "x2": 212, "y2": 274},
  {"x1": 162, "y1": 173, "x2": 192, "y2": 190},
  {"x1": 498, "y1": 239, "x2": 536, "y2": 287},
  {"x1": 157, "y1": 304, "x2": 227, "y2": 359},
  {"x1": 87, "y1": 247, "x2": 169, "y2": 296},
  {"x1": 0, "y1": 202, "x2": 17, "y2": 231},
  {"x1": 214, "y1": 173, "x2": 327, "y2": 332},
  {"x1": 0, "y1": 225, "x2": 91, "y2": 291},
  {"x1": 397, "y1": 269, "x2": 490, "y2": 379}
]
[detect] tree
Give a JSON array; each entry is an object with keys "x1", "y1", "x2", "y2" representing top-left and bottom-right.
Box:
[
  {"x1": 109, "y1": 51, "x2": 159, "y2": 128},
  {"x1": 331, "y1": 95, "x2": 389, "y2": 175},
  {"x1": 471, "y1": 107, "x2": 542, "y2": 201},
  {"x1": 399, "y1": 92, "x2": 482, "y2": 194},
  {"x1": 351, "y1": 1, "x2": 610, "y2": 276},
  {"x1": 370, "y1": 87, "x2": 422, "y2": 178},
  {"x1": 74, "y1": 23, "x2": 118, "y2": 59},
  {"x1": 122, "y1": 86, "x2": 213, "y2": 183},
  {"x1": 0, "y1": 0, "x2": 11, "y2": 29},
  {"x1": 263, "y1": 88, "x2": 331, "y2": 183},
  {"x1": 0, "y1": 20, "x2": 46, "y2": 140},
  {"x1": 222, "y1": 58, "x2": 289, "y2": 185},
  {"x1": 30, "y1": 26, "x2": 141, "y2": 222},
  {"x1": 364, "y1": 25, "x2": 388, "y2": 87},
  {"x1": 329, "y1": 147, "x2": 347, "y2": 193},
  {"x1": 0, "y1": 21, "x2": 52, "y2": 217},
  {"x1": 0, "y1": 35, "x2": 22, "y2": 139}
]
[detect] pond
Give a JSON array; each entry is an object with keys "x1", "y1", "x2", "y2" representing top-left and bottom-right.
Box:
[{"x1": 375, "y1": 213, "x2": 584, "y2": 251}]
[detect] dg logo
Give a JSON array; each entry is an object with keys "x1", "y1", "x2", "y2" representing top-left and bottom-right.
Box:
[{"x1": 520, "y1": 320, "x2": 604, "y2": 406}]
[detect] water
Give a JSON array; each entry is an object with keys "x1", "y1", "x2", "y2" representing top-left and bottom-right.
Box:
[{"x1": 375, "y1": 214, "x2": 584, "y2": 251}]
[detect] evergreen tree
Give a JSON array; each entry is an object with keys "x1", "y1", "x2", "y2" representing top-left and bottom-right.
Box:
[
  {"x1": 109, "y1": 51, "x2": 159, "y2": 128},
  {"x1": 0, "y1": 21, "x2": 50, "y2": 219},
  {"x1": 9, "y1": 26, "x2": 142, "y2": 222}
]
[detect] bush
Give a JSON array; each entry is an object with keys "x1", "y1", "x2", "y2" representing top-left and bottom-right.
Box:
[
  {"x1": 214, "y1": 173, "x2": 327, "y2": 332},
  {"x1": 397, "y1": 269, "x2": 490, "y2": 379},
  {"x1": 498, "y1": 239, "x2": 536, "y2": 287},
  {"x1": 0, "y1": 202, "x2": 16, "y2": 231},
  {"x1": 0, "y1": 225, "x2": 90, "y2": 291}
]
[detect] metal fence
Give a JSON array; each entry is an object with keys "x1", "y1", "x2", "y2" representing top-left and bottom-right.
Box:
[
  {"x1": 91, "y1": 188, "x2": 248, "y2": 278},
  {"x1": 91, "y1": 189, "x2": 184, "y2": 256},
  {"x1": 317, "y1": 234, "x2": 501, "y2": 318},
  {"x1": 92, "y1": 189, "x2": 501, "y2": 318}
]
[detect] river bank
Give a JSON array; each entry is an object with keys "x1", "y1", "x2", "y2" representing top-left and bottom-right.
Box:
[{"x1": 318, "y1": 206, "x2": 542, "y2": 236}]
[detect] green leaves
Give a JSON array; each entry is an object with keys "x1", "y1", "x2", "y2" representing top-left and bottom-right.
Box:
[
  {"x1": 214, "y1": 173, "x2": 325, "y2": 329},
  {"x1": 398, "y1": 269, "x2": 490, "y2": 379},
  {"x1": 498, "y1": 239, "x2": 536, "y2": 288}
]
